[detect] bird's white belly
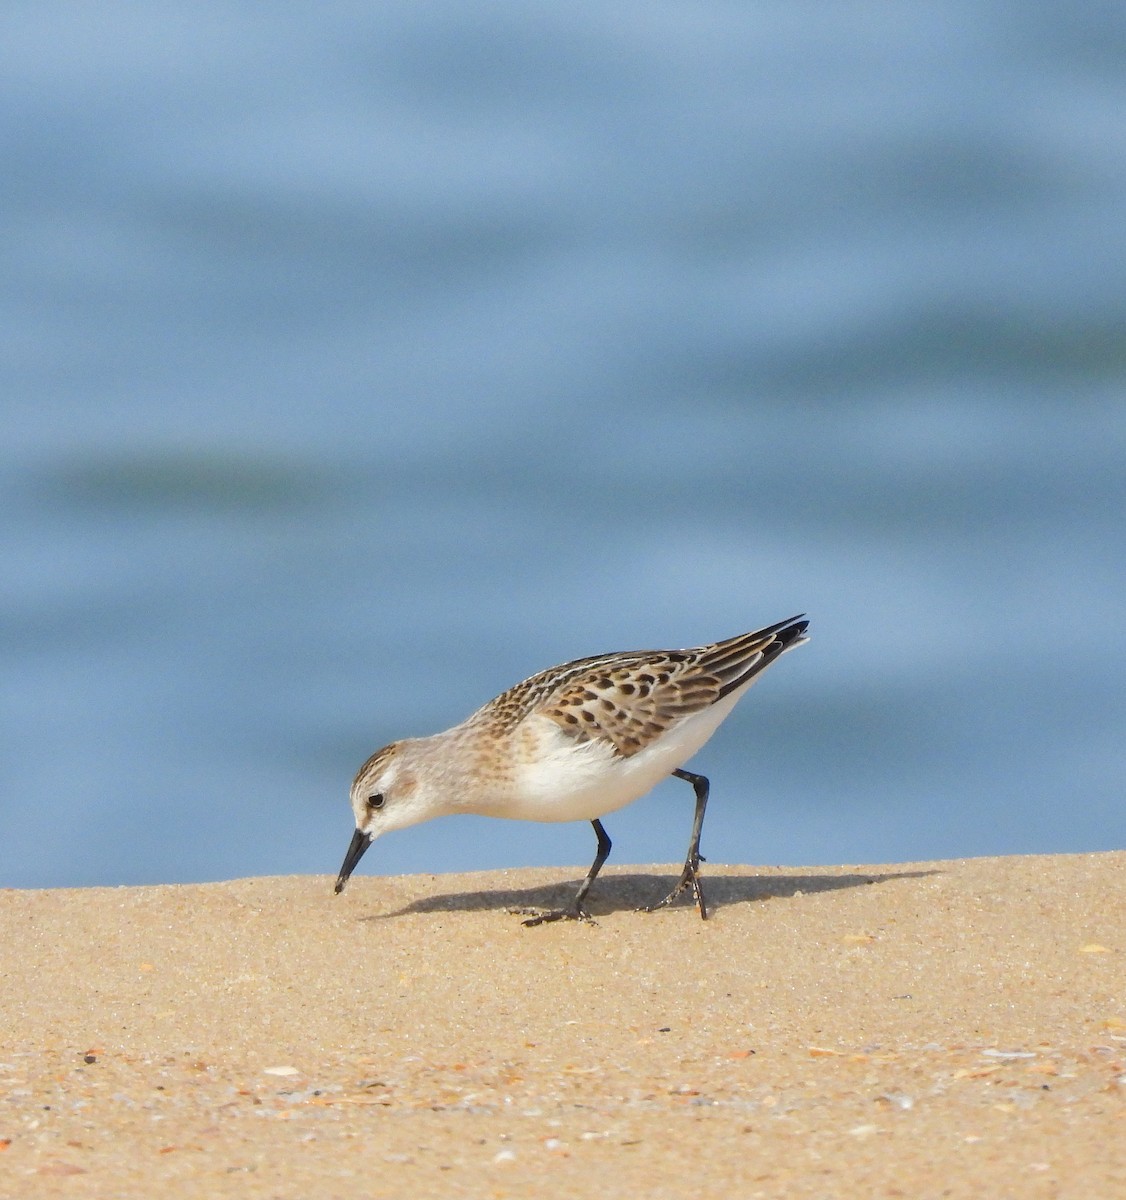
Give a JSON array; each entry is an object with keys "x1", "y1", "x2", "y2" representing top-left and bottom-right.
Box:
[{"x1": 501, "y1": 692, "x2": 743, "y2": 823}]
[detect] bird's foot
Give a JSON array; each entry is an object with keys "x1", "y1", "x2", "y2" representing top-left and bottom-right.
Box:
[
  {"x1": 641, "y1": 857, "x2": 708, "y2": 920},
  {"x1": 516, "y1": 906, "x2": 597, "y2": 927}
]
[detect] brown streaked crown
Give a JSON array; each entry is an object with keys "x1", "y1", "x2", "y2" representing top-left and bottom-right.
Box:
[{"x1": 352, "y1": 742, "x2": 399, "y2": 790}]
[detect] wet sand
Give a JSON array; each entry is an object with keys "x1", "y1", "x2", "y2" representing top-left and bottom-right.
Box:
[{"x1": 3, "y1": 852, "x2": 1124, "y2": 1197}]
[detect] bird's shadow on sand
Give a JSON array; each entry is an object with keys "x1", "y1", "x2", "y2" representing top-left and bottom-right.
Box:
[{"x1": 358, "y1": 867, "x2": 941, "y2": 923}]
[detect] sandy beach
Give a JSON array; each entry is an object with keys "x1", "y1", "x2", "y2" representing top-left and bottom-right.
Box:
[{"x1": 3, "y1": 852, "x2": 1123, "y2": 1197}]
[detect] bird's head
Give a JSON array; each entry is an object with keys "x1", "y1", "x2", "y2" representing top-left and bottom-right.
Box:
[{"x1": 333, "y1": 740, "x2": 432, "y2": 894}]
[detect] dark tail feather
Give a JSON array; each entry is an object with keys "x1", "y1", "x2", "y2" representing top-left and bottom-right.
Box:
[{"x1": 711, "y1": 615, "x2": 809, "y2": 699}]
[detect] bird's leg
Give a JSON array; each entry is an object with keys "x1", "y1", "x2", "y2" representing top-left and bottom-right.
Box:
[
  {"x1": 644, "y1": 768, "x2": 710, "y2": 919},
  {"x1": 572, "y1": 818, "x2": 612, "y2": 914},
  {"x1": 522, "y1": 819, "x2": 611, "y2": 927}
]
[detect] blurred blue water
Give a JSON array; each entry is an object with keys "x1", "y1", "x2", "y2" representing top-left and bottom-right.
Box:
[{"x1": 2, "y1": 3, "x2": 1124, "y2": 888}]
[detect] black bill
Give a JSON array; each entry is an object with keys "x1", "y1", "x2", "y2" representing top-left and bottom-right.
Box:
[{"x1": 334, "y1": 828, "x2": 373, "y2": 894}]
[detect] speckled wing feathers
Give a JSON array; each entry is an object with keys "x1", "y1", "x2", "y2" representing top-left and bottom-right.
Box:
[{"x1": 473, "y1": 617, "x2": 807, "y2": 758}]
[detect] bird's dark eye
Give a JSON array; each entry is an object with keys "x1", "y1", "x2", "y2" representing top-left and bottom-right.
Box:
[{"x1": 367, "y1": 793, "x2": 385, "y2": 810}]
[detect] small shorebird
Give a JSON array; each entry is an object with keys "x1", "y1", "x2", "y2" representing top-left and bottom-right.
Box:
[{"x1": 334, "y1": 615, "x2": 809, "y2": 923}]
